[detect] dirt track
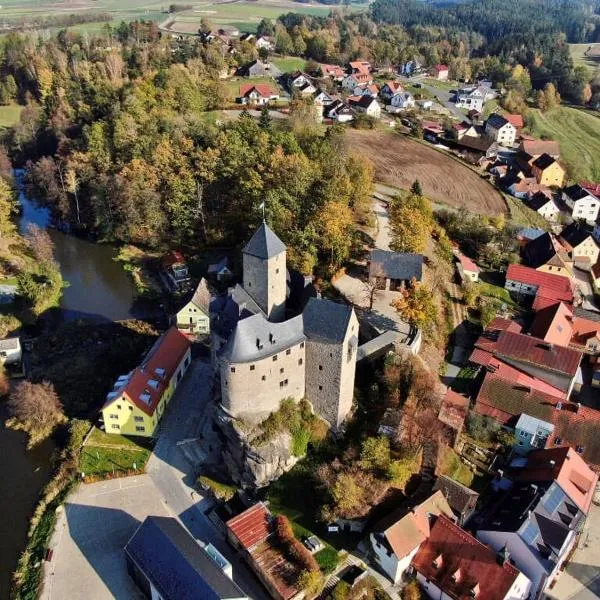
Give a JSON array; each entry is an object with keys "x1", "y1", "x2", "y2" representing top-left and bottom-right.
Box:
[{"x1": 346, "y1": 130, "x2": 507, "y2": 215}]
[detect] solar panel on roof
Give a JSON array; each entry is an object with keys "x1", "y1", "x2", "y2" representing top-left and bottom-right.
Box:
[
  {"x1": 521, "y1": 521, "x2": 538, "y2": 545},
  {"x1": 543, "y1": 484, "x2": 565, "y2": 514}
]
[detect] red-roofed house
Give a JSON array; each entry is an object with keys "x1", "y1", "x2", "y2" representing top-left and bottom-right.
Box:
[
  {"x1": 455, "y1": 251, "x2": 480, "y2": 282},
  {"x1": 349, "y1": 60, "x2": 372, "y2": 74},
  {"x1": 101, "y1": 327, "x2": 191, "y2": 437},
  {"x1": 570, "y1": 309, "x2": 600, "y2": 354},
  {"x1": 438, "y1": 389, "x2": 469, "y2": 447},
  {"x1": 412, "y1": 516, "x2": 531, "y2": 600},
  {"x1": 342, "y1": 71, "x2": 373, "y2": 91},
  {"x1": 320, "y1": 63, "x2": 345, "y2": 80},
  {"x1": 431, "y1": 64, "x2": 449, "y2": 81},
  {"x1": 238, "y1": 83, "x2": 279, "y2": 106},
  {"x1": 380, "y1": 81, "x2": 404, "y2": 101},
  {"x1": 226, "y1": 503, "x2": 301, "y2": 600},
  {"x1": 504, "y1": 113, "x2": 525, "y2": 129},
  {"x1": 529, "y1": 302, "x2": 573, "y2": 347},
  {"x1": 505, "y1": 263, "x2": 573, "y2": 306}
]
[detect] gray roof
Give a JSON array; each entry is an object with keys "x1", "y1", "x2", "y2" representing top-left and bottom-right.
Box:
[
  {"x1": 369, "y1": 250, "x2": 423, "y2": 282},
  {"x1": 125, "y1": 516, "x2": 246, "y2": 600},
  {"x1": 303, "y1": 297, "x2": 353, "y2": 344},
  {"x1": 220, "y1": 312, "x2": 305, "y2": 363},
  {"x1": 242, "y1": 222, "x2": 286, "y2": 260},
  {"x1": 573, "y1": 307, "x2": 600, "y2": 322},
  {"x1": 189, "y1": 278, "x2": 211, "y2": 312},
  {"x1": 433, "y1": 475, "x2": 479, "y2": 515},
  {"x1": 210, "y1": 284, "x2": 263, "y2": 338},
  {"x1": 486, "y1": 113, "x2": 510, "y2": 129},
  {"x1": 516, "y1": 413, "x2": 554, "y2": 435},
  {"x1": 0, "y1": 337, "x2": 19, "y2": 350}
]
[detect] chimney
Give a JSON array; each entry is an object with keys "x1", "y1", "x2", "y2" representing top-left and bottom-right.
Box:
[
  {"x1": 576, "y1": 402, "x2": 581, "y2": 413},
  {"x1": 555, "y1": 402, "x2": 563, "y2": 411},
  {"x1": 549, "y1": 459, "x2": 556, "y2": 467}
]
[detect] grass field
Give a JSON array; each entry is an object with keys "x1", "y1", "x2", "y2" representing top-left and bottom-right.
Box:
[
  {"x1": 223, "y1": 76, "x2": 281, "y2": 100},
  {"x1": 271, "y1": 56, "x2": 307, "y2": 73},
  {"x1": 0, "y1": 104, "x2": 22, "y2": 129},
  {"x1": 526, "y1": 106, "x2": 600, "y2": 182},
  {"x1": 569, "y1": 43, "x2": 600, "y2": 72},
  {"x1": 505, "y1": 195, "x2": 551, "y2": 230}
]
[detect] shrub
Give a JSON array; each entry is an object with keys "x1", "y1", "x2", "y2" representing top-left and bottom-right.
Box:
[
  {"x1": 402, "y1": 579, "x2": 423, "y2": 600},
  {"x1": 332, "y1": 580, "x2": 351, "y2": 600},
  {"x1": 197, "y1": 475, "x2": 236, "y2": 501},
  {"x1": 275, "y1": 514, "x2": 295, "y2": 544},
  {"x1": 467, "y1": 413, "x2": 500, "y2": 443}
]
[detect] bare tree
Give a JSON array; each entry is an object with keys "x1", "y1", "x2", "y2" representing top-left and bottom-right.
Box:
[
  {"x1": 6, "y1": 380, "x2": 66, "y2": 448},
  {"x1": 25, "y1": 223, "x2": 55, "y2": 265}
]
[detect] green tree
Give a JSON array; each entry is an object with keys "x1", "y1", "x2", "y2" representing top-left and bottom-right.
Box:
[
  {"x1": 389, "y1": 193, "x2": 432, "y2": 254},
  {"x1": 259, "y1": 104, "x2": 272, "y2": 131},
  {"x1": 0, "y1": 176, "x2": 16, "y2": 238},
  {"x1": 331, "y1": 473, "x2": 364, "y2": 516},
  {"x1": 360, "y1": 436, "x2": 391, "y2": 472},
  {"x1": 410, "y1": 179, "x2": 423, "y2": 196},
  {"x1": 297, "y1": 570, "x2": 323, "y2": 598},
  {"x1": 462, "y1": 281, "x2": 480, "y2": 308}
]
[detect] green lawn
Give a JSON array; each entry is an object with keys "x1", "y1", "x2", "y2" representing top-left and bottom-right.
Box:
[
  {"x1": 439, "y1": 448, "x2": 474, "y2": 487},
  {"x1": 0, "y1": 104, "x2": 22, "y2": 128},
  {"x1": 423, "y1": 77, "x2": 458, "y2": 92},
  {"x1": 526, "y1": 107, "x2": 600, "y2": 182},
  {"x1": 505, "y1": 195, "x2": 551, "y2": 230},
  {"x1": 86, "y1": 426, "x2": 153, "y2": 449},
  {"x1": 271, "y1": 56, "x2": 307, "y2": 74},
  {"x1": 223, "y1": 76, "x2": 281, "y2": 101},
  {"x1": 569, "y1": 43, "x2": 600, "y2": 72},
  {"x1": 477, "y1": 279, "x2": 519, "y2": 309},
  {"x1": 0, "y1": 276, "x2": 17, "y2": 286}
]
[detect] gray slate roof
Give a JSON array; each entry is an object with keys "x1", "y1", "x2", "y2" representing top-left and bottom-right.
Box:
[
  {"x1": 242, "y1": 222, "x2": 286, "y2": 260},
  {"x1": 433, "y1": 475, "x2": 479, "y2": 515},
  {"x1": 369, "y1": 250, "x2": 423, "y2": 282},
  {"x1": 125, "y1": 516, "x2": 246, "y2": 600},
  {"x1": 0, "y1": 337, "x2": 19, "y2": 350},
  {"x1": 220, "y1": 312, "x2": 305, "y2": 363},
  {"x1": 189, "y1": 278, "x2": 211, "y2": 312},
  {"x1": 303, "y1": 297, "x2": 353, "y2": 344},
  {"x1": 486, "y1": 113, "x2": 510, "y2": 129}
]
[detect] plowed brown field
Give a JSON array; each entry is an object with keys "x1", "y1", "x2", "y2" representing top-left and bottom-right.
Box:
[{"x1": 346, "y1": 129, "x2": 507, "y2": 215}]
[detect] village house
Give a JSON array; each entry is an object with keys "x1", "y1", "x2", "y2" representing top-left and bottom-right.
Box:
[
  {"x1": 161, "y1": 250, "x2": 190, "y2": 291},
  {"x1": 255, "y1": 36, "x2": 273, "y2": 51},
  {"x1": 175, "y1": 278, "x2": 211, "y2": 337},
  {"x1": 207, "y1": 257, "x2": 232, "y2": 281},
  {"x1": 454, "y1": 251, "x2": 480, "y2": 282},
  {"x1": 477, "y1": 447, "x2": 597, "y2": 598},
  {"x1": 323, "y1": 99, "x2": 353, "y2": 123},
  {"x1": 513, "y1": 413, "x2": 555, "y2": 455},
  {"x1": 455, "y1": 85, "x2": 496, "y2": 112},
  {"x1": 399, "y1": 58, "x2": 422, "y2": 76},
  {"x1": 320, "y1": 63, "x2": 345, "y2": 81},
  {"x1": 379, "y1": 81, "x2": 404, "y2": 102},
  {"x1": 430, "y1": 64, "x2": 449, "y2": 80},
  {"x1": 559, "y1": 221, "x2": 600, "y2": 269},
  {"x1": 286, "y1": 71, "x2": 317, "y2": 96},
  {"x1": 508, "y1": 178, "x2": 552, "y2": 201},
  {"x1": 571, "y1": 307, "x2": 600, "y2": 354},
  {"x1": 485, "y1": 113, "x2": 517, "y2": 146},
  {"x1": 0, "y1": 336, "x2": 21, "y2": 366},
  {"x1": 522, "y1": 232, "x2": 572, "y2": 278},
  {"x1": 352, "y1": 83, "x2": 379, "y2": 98},
  {"x1": 414, "y1": 516, "x2": 532, "y2": 600},
  {"x1": 504, "y1": 264, "x2": 573, "y2": 309},
  {"x1": 125, "y1": 516, "x2": 248, "y2": 600},
  {"x1": 437, "y1": 389, "x2": 469, "y2": 449},
  {"x1": 313, "y1": 90, "x2": 334, "y2": 106},
  {"x1": 531, "y1": 154, "x2": 565, "y2": 187},
  {"x1": 518, "y1": 138, "x2": 560, "y2": 169},
  {"x1": 529, "y1": 301, "x2": 573, "y2": 347},
  {"x1": 238, "y1": 60, "x2": 282, "y2": 78},
  {"x1": 433, "y1": 475, "x2": 479, "y2": 527},
  {"x1": 369, "y1": 250, "x2": 423, "y2": 290},
  {"x1": 101, "y1": 327, "x2": 191, "y2": 437},
  {"x1": 562, "y1": 184, "x2": 600, "y2": 224},
  {"x1": 504, "y1": 113, "x2": 525, "y2": 130},
  {"x1": 347, "y1": 95, "x2": 381, "y2": 118},
  {"x1": 526, "y1": 191, "x2": 560, "y2": 222},
  {"x1": 387, "y1": 92, "x2": 415, "y2": 112},
  {"x1": 342, "y1": 72, "x2": 373, "y2": 91},
  {"x1": 349, "y1": 59, "x2": 372, "y2": 74},
  {"x1": 238, "y1": 83, "x2": 279, "y2": 106},
  {"x1": 369, "y1": 491, "x2": 453, "y2": 584}
]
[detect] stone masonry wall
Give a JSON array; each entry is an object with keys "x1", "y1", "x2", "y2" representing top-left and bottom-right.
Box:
[{"x1": 242, "y1": 251, "x2": 286, "y2": 322}]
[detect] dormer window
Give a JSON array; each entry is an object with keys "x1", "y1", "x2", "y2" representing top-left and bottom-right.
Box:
[
  {"x1": 469, "y1": 583, "x2": 480, "y2": 598},
  {"x1": 431, "y1": 554, "x2": 443, "y2": 569},
  {"x1": 451, "y1": 568, "x2": 461, "y2": 583}
]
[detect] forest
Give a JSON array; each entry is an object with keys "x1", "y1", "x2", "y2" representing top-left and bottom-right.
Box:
[{"x1": 0, "y1": 23, "x2": 373, "y2": 275}]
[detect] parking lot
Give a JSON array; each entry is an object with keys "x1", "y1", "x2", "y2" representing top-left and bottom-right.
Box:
[{"x1": 41, "y1": 476, "x2": 169, "y2": 600}]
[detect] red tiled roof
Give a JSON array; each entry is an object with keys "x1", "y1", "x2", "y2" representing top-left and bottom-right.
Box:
[
  {"x1": 438, "y1": 390, "x2": 469, "y2": 431},
  {"x1": 161, "y1": 250, "x2": 185, "y2": 268},
  {"x1": 495, "y1": 330, "x2": 582, "y2": 377},
  {"x1": 239, "y1": 83, "x2": 276, "y2": 98},
  {"x1": 514, "y1": 447, "x2": 598, "y2": 513},
  {"x1": 411, "y1": 516, "x2": 521, "y2": 600},
  {"x1": 384, "y1": 81, "x2": 403, "y2": 93},
  {"x1": 111, "y1": 327, "x2": 191, "y2": 417},
  {"x1": 473, "y1": 318, "x2": 522, "y2": 353},
  {"x1": 352, "y1": 72, "x2": 371, "y2": 83},
  {"x1": 580, "y1": 181, "x2": 600, "y2": 197},
  {"x1": 226, "y1": 503, "x2": 271, "y2": 550},
  {"x1": 321, "y1": 64, "x2": 345, "y2": 77},
  {"x1": 506, "y1": 264, "x2": 573, "y2": 302},
  {"x1": 504, "y1": 113, "x2": 524, "y2": 128},
  {"x1": 433, "y1": 64, "x2": 448, "y2": 71},
  {"x1": 529, "y1": 302, "x2": 573, "y2": 347},
  {"x1": 571, "y1": 314, "x2": 600, "y2": 348}
]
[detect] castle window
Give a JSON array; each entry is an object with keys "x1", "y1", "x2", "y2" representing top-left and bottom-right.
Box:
[
  {"x1": 231, "y1": 367, "x2": 236, "y2": 373},
  {"x1": 300, "y1": 342, "x2": 304, "y2": 349},
  {"x1": 273, "y1": 355, "x2": 278, "y2": 361},
  {"x1": 280, "y1": 379, "x2": 288, "y2": 388},
  {"x1": 262, "y1": 375, "x2": 267, "y2": 381},
  {"x1": 276, "y1": 268, "x2": 280, "y2": 274},
  {"x1": 319, "y1": 365, "x2": 323, "y2": 371},
  {"x1": 250, "y1": 365, "x2": 255, "y2": 371},
  {"x1": 286, "y1": 349, "x2": 291, "y2": 355},
  {"x1": 280, "y1": 367, "x2": 284, "y2": 374},
  {"x1": 248, "y1": 282, "x2": 251, "y2": 287},
  {"x1": 319, "y1": 385, "x2": 323, "y2": 391},
  {"x1": 298, "y1": 358, "x2": 303, "y2": 366}
]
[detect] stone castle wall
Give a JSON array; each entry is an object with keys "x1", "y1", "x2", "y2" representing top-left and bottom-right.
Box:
[{"x1": 243, "y1": 251, "x2": 286, "y2": 321}]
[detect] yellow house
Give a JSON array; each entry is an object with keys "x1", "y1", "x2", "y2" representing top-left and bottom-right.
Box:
[
  {"x1": 176, "y1": 278, "x2": 211, "y2": 336},
  {"x1": 102, "y1": 327, "x2": 192, "y2": 437},
  {"x1": 532, "y1": 153, "x2": 565, "y2": 188}
]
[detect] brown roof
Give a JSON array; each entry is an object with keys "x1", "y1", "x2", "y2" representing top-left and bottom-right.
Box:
[
  {"x1": 226, "y1": 503, "x2": 271, "y2": 550},
  {"x1": 433, "y1": 475, "x2": 479, "y2": 515},
  {"x1": 520, "y1": 138, "x2": 560, "y2": 158},
  {"x1": 239, "y1": 83, "x2": 276, "y2": 98},
  {"x1": 473, "y1": 318, "x2": 523, "y2": 353},
  {"x1": 189, "y1": 278, "x2": 211, "y2": 312},
  {"x1": 412, "y1": 516, "x2": 521, "y2": 600},
  {"x1": 504, "y1": 113, "x2": 524, "y2": 128},
  {"x1": 438, "y1": 390, "x2": 469, "y2": 431}
]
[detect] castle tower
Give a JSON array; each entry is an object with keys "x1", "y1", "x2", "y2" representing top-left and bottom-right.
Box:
[{"x1": 242, "y1": 222, "x2": 287, "y2": 322}]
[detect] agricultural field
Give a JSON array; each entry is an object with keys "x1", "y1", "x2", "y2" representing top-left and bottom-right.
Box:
[
  {"x1": 345, "y1": 129, "x2": 507, "y2": 215},
  {"x1": 569, "y1": 43, "x2": 600, "y2": 72},
  {"x1": 526, "y1": 106, "x2": 600, "y2": 182},
  {"x1": 0, "y1": 104, "x2": 22, "y2": 129}
]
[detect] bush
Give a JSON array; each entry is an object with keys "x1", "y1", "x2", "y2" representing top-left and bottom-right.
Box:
[
  {"x1": 197, "y1": 476, "x2": 236, "y2": 501},
  {"x1": 467, "y1": 413, "x2": 500, "y2": 443}
]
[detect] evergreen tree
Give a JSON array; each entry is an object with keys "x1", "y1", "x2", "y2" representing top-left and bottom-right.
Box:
[{"x1": 259, "y1": 105, "x2": 272, "y2": 131}]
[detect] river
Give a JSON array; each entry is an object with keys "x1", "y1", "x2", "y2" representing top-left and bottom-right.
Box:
[{"x1": 0, "y1": 179, "x2": 138, "y2": 598}]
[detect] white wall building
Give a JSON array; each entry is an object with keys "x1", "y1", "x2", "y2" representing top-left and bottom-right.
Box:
[{"x1": 562, "y1": 184, "x2": 600, "y2": 224}]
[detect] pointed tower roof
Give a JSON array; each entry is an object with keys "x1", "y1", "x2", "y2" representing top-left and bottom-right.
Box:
[{"x1": 243, "y1": 222, "x2": 286, "y2": 259}]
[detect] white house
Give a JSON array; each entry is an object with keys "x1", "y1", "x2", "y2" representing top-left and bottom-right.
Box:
[
  {"x1": 342, "y1": 72, "x2": 372, "y2": 91},
  {"x1": 369, "y1": 491, "x2": 453, "y2": 584},
  {"x1": 255, "y1": 36, "x2": 273, "y2": 51},
  {"x1": 456, "y1": 85, "x2": 496, "y2": 112},
  {"x1": 562, "y1": 184, "x2": 600, "y2": 224},
  {"x1": 323, "y1": 99, "x2": 353, "y2": 123},
  {"x1": 348, "y1": 95, "x2": 381, "y2": 118},
  {"x1": 237, "y1": 83, "x2": 278, "y2": 106},
  {"x1": 0, "y1": 337, "x2": 21, "y2": 365},
  {"x1": 313, "y1": 90, "x2": 334, "y2": 106},
  {"x1": 527, "y1": 191, "x2": 560, "y2": 222},
  {"x1": 387, "y1": 92, "x2": 415, "y2": 111},
  {"x1": 288, "y1": 72, "x2": 317, "y2": 96},
  {"x1": 380, "y1": 81, "x2": 404, "y2": 102},
  {"x1": 485, "y1": 113, "x2": 517, "y2": 147},
  {"x1": 352, "y1": 84, "x2": 378, "y2": 98}
]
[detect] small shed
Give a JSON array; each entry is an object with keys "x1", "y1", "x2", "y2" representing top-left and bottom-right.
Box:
[
  {"x1": 369, "y1": 249, "x2": 423, "y2": 291},
  {"x1": 455, "y1": 251, "x2": 480, "y2": 283},
  {"x1": 433, "y1": 475, "x2": 479, "y2": 527},
  {"x1": 0, "y1": 337, "x2": 22, "y2": 365},
  {"x1": 207, "y1": 257, "x2": 232, "y2": 281}
]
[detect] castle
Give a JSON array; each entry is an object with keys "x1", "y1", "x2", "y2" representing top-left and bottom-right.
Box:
[{"x1": 212, "y1": 222, "x2": 358, "y2": 432}]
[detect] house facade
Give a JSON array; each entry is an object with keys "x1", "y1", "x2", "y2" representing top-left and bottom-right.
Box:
[
  {"x1": 513, "y1": 413, "x2": 555, "y2": 455},
  {"x1": 101, "y1": 327, "x2": 192, "y2": 437},
  {"x1": 238, "y1": 84, "x2": 278, "y2": 106},
  {"x1": 0, "y1": 336, "x2": 21, "y2": 365},
  {"x1": 532, "y1": 154, "x2": 565, "y2": 187},
  {"x1": 389, "y1": 92, "x2": 415, "y2": 110},
  {"x1": 175, "y1": 278, "x2": 211, "y2": 336},
  {"x1": 485, "y1": 114, "x2": 517, "y2": 146},
  {"x1": 431, "y1": 64, "x2": 449, "y2": 80},
  {"x1": 324, "y1": 99, "x2": 353, "y2": 122},
  {"x1": 527, "y1": 192, "x2": 560, "y2": 222},
  {"x1": 559, "y1": 222, "x2": 600, "y2": 267},
  {"x1": 562, "y1": 184, "x2": 600, "y2": 224},
  {"x1": 348, "y1": 95, "x2": 381, "y2": 118}
]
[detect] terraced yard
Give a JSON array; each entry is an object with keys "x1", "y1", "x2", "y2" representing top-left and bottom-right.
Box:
[{"x1": 526, "y1": 107, "x2": 600, "y2": 182}]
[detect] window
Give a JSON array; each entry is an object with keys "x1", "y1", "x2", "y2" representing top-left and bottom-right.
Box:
[
  {"x1": 276, "y1": 268, "x2": 280, "y2": 274},
  {"x1": 319, "y1": 385, "x2": 323, "y2": 391},
  {"x1": 247, "y1": 282, "x2": 251, "y2": 287},
  {"x1": 136, "y1": 426, "x2": 146, "y2": 432},
  {"x1": 110, "y1": 414, "x2": 118, "y2": 420},
  {"x1": 262, "y1": 375, "x2": 266, "y2": 381},
  {"x1": 300, "y1": 342, "x2": 304, "y2": 349},
  {"x1": 111, "y1": 424, "x2": 120, "y2": 430},
  {"x1": 280, "y1": 379, "x2": 288, "y2": 388},
  {"x1": 273, "y1": 355, "x2": 278, "y2": 362},
  {"x1": 298, "y1": 358, "x2": 303, "y2": 366},
  {"x1": 319, "y1": 365, "x2": 323, "y2": 371},
  {"x1": 231, "y1": 367, "x2": 236, "y2": 373},
  {"x1": 286, "y1": 349, "x2": 291, "y2": 355},
  {"x1": 280, "y1": 367, "x2": 284, "y2": 374},
  {"x1": 250, "y1": 365, "x2": 255, "y2": 371},
  {"x1": 116, "y1": 404, "x2": 122, "y2": 410},
  {"x1": 134, "y1": 416, "x2": 144, "y2": 423}
]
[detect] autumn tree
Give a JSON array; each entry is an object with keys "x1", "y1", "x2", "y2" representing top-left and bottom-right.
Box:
[
  {"x1": 402, "y1": 580, "x2": 424, "y2": 600},
  {"x1": 25, "y1": 223, "x2": 55, "y2": 265},
  {"x1": 6, "y1": 380, "x2": 67, "y2": 448},
  {"x1": 360, "y1": 436, "x2": 391, "y2": 472},
  {"x1": 389, "y1": 193, "x2": 432, "y2": 254},
  {"x1": 0, "y1": 177, "x2": 16, "y2": 239},
  {"x1": 297, "y1": 570, "x2": 323, "y2": 598},
  {"x1": 392, "y1": 278, "x2": 438, "y2": 333}
]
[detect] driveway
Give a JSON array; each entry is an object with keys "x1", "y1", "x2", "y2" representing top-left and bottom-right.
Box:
[
  {"x1": 546, "y1": 499, "x2": 600, "y2": 600},
  {"x1": 372, "y1": 197, "x2": 391, "y2": 251}
]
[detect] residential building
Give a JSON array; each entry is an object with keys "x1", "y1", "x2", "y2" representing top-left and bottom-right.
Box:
[
  {"x1": 216, "y1": 222, "x2": 358, "y2": 432},
  {"x1": 433, "y1": 475, "x2": 479, "y2": 526},
  {"x1": 522, "y1": 233, "x2": 572, "y2": 278},
  {"x1": 399, "y1": 58, "x2": 422, "y2": 76},
  {"x1": 313, "y1": 90, "x2": 333, "y2": 106},
  {"x1": 0, "y1": 336, "x2": 21, "y2": 365},
  {"x1": 388, "y1": 92, "x2": 415, "y2": 111},
  {"x1": 531, "y1": 154, "x2": 565, "y2": 187},
  {"x1": 507, "y1": 177, "x2": 552, "y2": 201},
  {"x1": 455, "y1": 85, "x2": 496, "y2": 112},
  {"x1": 562, "y1": 184, "x2": 600, "y2": 224},
  {"x1": 380, "y1": 81, "x2": 404, "y2": 102},
  {"x1": 238, "y1": 60, "x2": 282, "y2": 78},
  {"x1": 455, "y1": 251, "x2": 480, "y2": 282},
  {"x1": 504, "y1": 264, "x2": 573, "y2": 307},
  {"x1": 287, "y1": 71, "x2": 316, "y2": 96},
  {"x1": 125, "y1": 516, "x2": 248, "y2": 600},
  {"x1": 349, "y1": 60, "x2": 372, "y2": 74},
  {"x1": 477, "y1": 447, "x2": 597, "y2": 598},
  {"x1": 175, "y1": 278, "x2": 211, "y2": 336},
  {"x1": 513, "y1": 413, "x2": 555, "y2": 455},
  {"x1": 526, "y1": 192, "x2": 560, "y2": 222},
  {"x1": 347, "y1": 95, "x2": 381, "y2": 118},
  {"x1": 238, "y1": 84, "x2": 279, "y2": 106},
  {"x1": 369, "y1": 491, "x2": 453, "y2": 584},
  {"x1": 529, "y1": 302, "x2": 573, "y2": 347},
  {"x1": 369, "y1": 250, "x2": 423, "y2": 289},
  {"x1": 320, "y1": 63, "x2": 345, "y2": 80},
  {"x1": 570, "y1": 307, "x2": 600, "y2": 354},
  {"x1": 518, "y1": 138, "x2": 560, "y2": 168},
  {"x1": 485, "y1": 113, "x2": 517, "y2": 146},
  {"x1": 437, "y1": 389, "x2": 469, "y2": 448},
  {"x1": 414, "y1": 516, "x2": 532, "y2": 600},
  {"x1": 162, "y1": 250, "x2": 190, "y2": 290},
  {"x1": 504, "y1": 113, "x2": 525, "y2": 130},
  {"x1": 342, "y1": 72, "x2": 372, "y2": 91},
  {"x1": 559, "y1": 221, "x2": 600, "y2": 268},
  {"x1": 208, "y1": 257, "x2": 232, "y2": 281},
  {"x1": 226, "y1": 503, "x2": 301, "y2": 600},
  {"x1": 352, "y1": 83, "x2": 379, "y2": 98},
  {"x1": 430, "y1": 64, "x2": 449, "y2": 80},
  {"x1": 592, "y1": 261, "x2": 600, "y2": 293},
  {"x1": 517, "y1": 227, "x2": 546, "y2": 245},
  {"x1": 101, "y1": 327, "x2": 192, "y2": 437},
  {"x1": 255, "y1": 36, "x2": 273, "y2": 51},
  {"x1": 323, "y1": 99, "x2": 353, "y2": 123}
]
